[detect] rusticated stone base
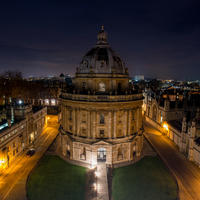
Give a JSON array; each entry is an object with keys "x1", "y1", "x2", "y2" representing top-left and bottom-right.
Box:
[{"x1": 58, "y1": 131, "x2": 143, "y2": 166}]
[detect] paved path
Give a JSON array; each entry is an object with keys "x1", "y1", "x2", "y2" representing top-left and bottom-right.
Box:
[
  {"x1": 0, "y1": 116, "x2": 59, "y2": 200},
  {"x1": 144, "y1": 124, "x2": 200, "y2": 200},
  {"x1": 96, "y1": 163, "x2": 109, "y2": 200}
]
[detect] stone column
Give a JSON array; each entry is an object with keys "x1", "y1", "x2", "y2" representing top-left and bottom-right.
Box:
[
  {"x1": 92, "y1": 111, "x2": 96, "y2": 139},
  {"x1": 136, "y1": 108, "x2": 139, "y2": 132},
  {"x1": 123, "y1": 110, "x2": 128, "y2": 137},
  {"x1": 63, "y1": 106, "x2": 66, "y2": 130},
  {"x1": 139, "y1": 107, "x2": 142, "y2": 129},
  {"x1": 73, "y1": 108, "x2": 76, "y2": 135},
  {"x1": 77, "y1": 108, "x2": 80, "y2": 136},
  {"x1": 87, "y1": 110, "x2": 91, "y2": 138},
  {"x1": 128, "y1": 110, "x2": 131, "y2": 136},
  {"x1": 108, "y1": 111, "x2": 112, "y2": 138},
  {"x1": 113, "y1": 111, "x2": 117, "y2": 138}
]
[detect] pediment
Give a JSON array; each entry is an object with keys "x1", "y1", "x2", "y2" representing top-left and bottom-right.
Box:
[{"x1": 92, "y1": 140, "x2": 111, "y2": 146}]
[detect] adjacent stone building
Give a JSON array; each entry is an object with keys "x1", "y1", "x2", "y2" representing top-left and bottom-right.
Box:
[
  {"x1": 0, "y1": 104, "x2": 47, "y2": 169},
  {"x1": 144, "y1": 87, "x2": 199, "y2": 124},
  {"x1": 144, "y1": 87, "x2": 200, "y2": 167},
  {"x1": 59, "y1": 27, "x2": 143, "y2": 166}
]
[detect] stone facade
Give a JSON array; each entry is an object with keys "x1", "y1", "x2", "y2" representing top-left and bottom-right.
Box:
[
  {"x1": 59, "y1": 27, "x2": 143, "y2": 166},
  {"x1": 0, "y1": 106, "x2": 47, "y2": 169},
  {"x1": 144, "y1": 93, "x2": 185, "y2": 124},
  {"x1": 145, "y1": 112, "x2": 200, "y2": 168}
]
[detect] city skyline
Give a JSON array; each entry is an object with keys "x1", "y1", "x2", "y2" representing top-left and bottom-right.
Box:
[{"x1": 0, "y1": 1, "x2": 200, "y2": 80}]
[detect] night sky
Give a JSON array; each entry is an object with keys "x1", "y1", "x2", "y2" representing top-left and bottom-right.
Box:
[{"x1": 0, "y1": 1, "x2": 200, "y2": 80}]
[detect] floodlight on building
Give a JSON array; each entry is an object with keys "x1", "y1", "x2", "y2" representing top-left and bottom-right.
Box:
[
  {"x1": 93, "y1": 183, "x2": 97, "y2": 190},
  {"x1": 95, "y1": 171, "x2": 100, "y2": 177}
]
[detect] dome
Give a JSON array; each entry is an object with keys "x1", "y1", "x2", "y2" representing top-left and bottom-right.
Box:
[{"x1": 76, "y1": 26, "x2": 128, "y2": 75}]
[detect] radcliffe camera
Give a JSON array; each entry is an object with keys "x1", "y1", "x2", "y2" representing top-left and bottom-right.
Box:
[{"x1": 0, "y1": 1, "x2": 200, "y2": 200}]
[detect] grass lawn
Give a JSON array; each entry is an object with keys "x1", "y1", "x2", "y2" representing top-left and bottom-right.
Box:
[
  {"x1": 27, "y1": 155, "x2": 87, "y2": 200},
  {"x1": 112, "y1": 156, "x2": 178, "y2": 200}
]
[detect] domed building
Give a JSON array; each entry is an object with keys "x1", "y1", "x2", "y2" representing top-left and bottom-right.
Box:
[{"x1": 59, "y1": 26, "x2": 143, "y2": 167}]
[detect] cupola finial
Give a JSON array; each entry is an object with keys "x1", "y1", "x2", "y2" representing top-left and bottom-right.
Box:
[{"x1": 97, "y1": 25, "x2": 108, "y2": 45}]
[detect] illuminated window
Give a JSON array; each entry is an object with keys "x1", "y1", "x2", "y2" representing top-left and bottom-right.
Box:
[
  {"x1": 99, "y1": 82, "x2": 106, "y2": 92},
  {"x1": 51, "y1": 99, "x2": 56, "y2": 106},
  {"x1": 45, "y1": 99, "x2": 49, "y2": 105}
]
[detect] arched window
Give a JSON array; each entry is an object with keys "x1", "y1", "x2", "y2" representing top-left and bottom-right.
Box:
[{"x1": 100, "y1": 114, "x2": 105, "y2": 124}]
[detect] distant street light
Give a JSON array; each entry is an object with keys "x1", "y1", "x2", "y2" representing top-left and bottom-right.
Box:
[{"x1": 18, "y1": 99, "x2": 23, "y2": 105}]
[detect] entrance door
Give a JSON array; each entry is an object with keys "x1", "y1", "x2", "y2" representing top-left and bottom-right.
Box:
[{"x1": 97, "y1": 148, "x2": 106, "y2": 162}]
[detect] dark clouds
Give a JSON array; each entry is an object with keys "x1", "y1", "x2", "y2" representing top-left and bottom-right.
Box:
[{"x1": 0, "y1": 1, "x2": 200, "y2": 80}]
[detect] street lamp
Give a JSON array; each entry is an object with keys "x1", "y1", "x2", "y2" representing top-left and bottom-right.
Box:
[
  {"x1": 162, "y1": 122, "x2": 169, "y2": 131},
  {"x1": 18, "y1": 99, "x2": 23, "y2": 105}
]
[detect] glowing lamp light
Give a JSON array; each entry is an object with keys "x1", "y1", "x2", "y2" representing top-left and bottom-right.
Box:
[
  {"x1": 0, "y1": 160, "x2": 5, "y2": 164},
  {"x1": 0, "y1": 159, "x2": 6, "y2": 168},
  {"x1": 163, "y1": 122, "x2": 169, "y2": 131},
  {"x1": 89, "y1": 158, "x2": 97, "y2": 169},
  {"x1": 18, "y1": 99, "x2": 23, "y2": 105},
  {"x1": 95, "y1": 171, "x2": 100, "y2": 177},
  {"x1": 89, "y1": 164, "x2": 96, "y2": 170}
]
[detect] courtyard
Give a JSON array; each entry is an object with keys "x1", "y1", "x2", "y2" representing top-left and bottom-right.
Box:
[
  {"x1": 27, "y1": 155, "x2": 87, "y2": 200},
  {"x1": 112, "y1": 156, "x2": 178, "y2": 200}
]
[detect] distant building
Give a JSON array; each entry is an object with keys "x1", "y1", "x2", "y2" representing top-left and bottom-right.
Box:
[
  {"x1": 24, "y1": 76, "x2": 68, "y2": 114},
  {"x1": 59, "y1": 27, "x2": 143, "y2": 167}
]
